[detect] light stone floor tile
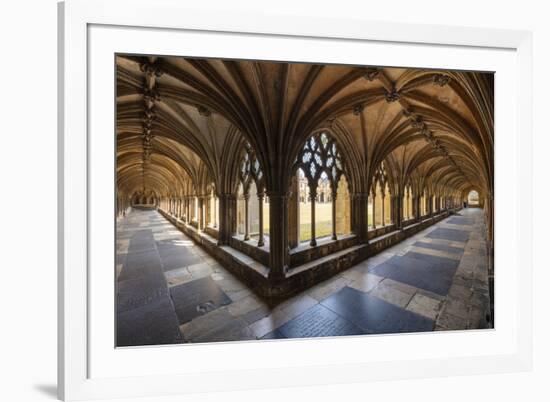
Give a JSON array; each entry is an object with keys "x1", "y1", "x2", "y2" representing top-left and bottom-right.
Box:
[
  {"x1": 435, "y1": 312, "x2": 468, "y2": 330},
  {"x1": 341, "y1": 269, "x2": 367, "y2": 282},
  {"x1": 348, "y1": 273, "x2": 384, "y2": 293},
  {"x1": 441, "y1": 298, "x2": 470, "y2": 320},
  {"x1": 307, "y1": 275, "x2": 351, "y2": 301},
  {"x1": 187, "y1": 262, "x2": 213, "y2": 276},
  {"x1": 179, "y1": 307, "x2": 233, "y2": 340},
  {"x1": 371, "y1": 281, "x2": 415, "y2": 308},
  {"x1": 379, "y1": 278, "x2": 418, "y2": 296},
  {"x1": 226, "y1": 288, "x2": 253, "y2": 302},
  {"x1": 406, "y1": 293, "x2": 442, "y2": 320},
  {"x1": 228, "y1": 294, "x2": 266, "y2": 317}
]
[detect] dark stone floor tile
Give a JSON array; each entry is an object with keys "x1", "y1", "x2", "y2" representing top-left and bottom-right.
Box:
[
  {"x1": 127, "y1": 230, "x2": 157, "y2": 253},
  {"x1": 375, "y1": 310, "x2": 434, "y2": 334},
  {"x1": 118, "y1": 250, "x2": 163, "y2": 282},
  {"x1": 170, "y1": 277, "x2": 232, "y2": 325},
  {"x1": 447, "y1": 217, "x2": 474, "y2": 225},
  {"x1": 117, "y1": 295, "x2": 183, "y2": 347},
  {"x1": 159, "y1": 251, "x2": 202, "y2": 271},
  {"x1": 276, "y1": 304, "x2": 364, "y2": 339},
  {"x1": 369, "y1": 255, "x2": 457, "y2": 296},
  {"x1": 404, "y1": 251, "x2": 460, "y2": 271},
  {"x1": 427, "y1": 228, "x2": 470, "y2": 242},
  {"x1": 321, "y1": 287, "x2": 434, "y2": 334},
  {"x1": 413, "y1": 241, "x2": 464, "y2": 255},
  {"x1": 321, "y1": 287, "x2": 399, "y2": 332},
  {"x1": 116, "y1": 277, "x2": 168, "y2": 313}
]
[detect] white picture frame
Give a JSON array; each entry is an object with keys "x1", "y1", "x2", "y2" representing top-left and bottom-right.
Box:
[{"x1": 58, "y1": 0, "x2": 533, "y2": 400}]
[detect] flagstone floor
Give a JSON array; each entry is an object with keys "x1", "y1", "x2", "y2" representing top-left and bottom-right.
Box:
[{"x1": 116, "y1": 208, "x2": 491, "y2": 346}]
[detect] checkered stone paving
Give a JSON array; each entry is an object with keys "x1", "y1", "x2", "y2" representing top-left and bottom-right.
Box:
[{"x1": 116, "y1": 208, "x2": 491, "y2": 346}]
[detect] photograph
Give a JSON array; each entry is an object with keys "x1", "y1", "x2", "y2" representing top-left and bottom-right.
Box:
[{"x1": 115, "y1": 55, "x2": 494, "y2": 346}]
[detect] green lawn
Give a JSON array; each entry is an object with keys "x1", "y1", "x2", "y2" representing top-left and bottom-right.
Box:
[
  {"x1": 261, "y1": 202, "x2": 335, "y2": 241},
  {"x1": 300, "y1": 220, "x2": 332, "y2": 241}
]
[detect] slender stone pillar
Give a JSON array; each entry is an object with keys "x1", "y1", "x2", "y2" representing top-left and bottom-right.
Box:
[
  {"x1": 309, "y1": 187, "x2": 317, "y2": 247},
  {"x1": 257, "y1": 192, "x2": 265, "y2": 247},
  {"x1": 267, "y1": 192, "x2": 289, "y2": 281},
  {"x1": 214, "y1": 196, "x2": 218, "y2": 228},
  {"x1": 243, "y1": 193, "x2": 250, "y2": 240},
  {"x1": 371, "y1": 190, "x2": 377, "y2": 229},
  {"x1": 381, "y1": 193, "x2": 386, "y2": 227},
  {"x1": 287, "y1": 177, "x2": 299, "y2": 249}
]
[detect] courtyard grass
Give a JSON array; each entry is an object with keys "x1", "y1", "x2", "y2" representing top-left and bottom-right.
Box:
[{"x1": 262, "y1": 202, "x2": 333, "y2": 242}]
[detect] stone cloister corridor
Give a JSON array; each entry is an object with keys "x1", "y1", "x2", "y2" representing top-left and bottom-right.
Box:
[{"x1": 116, "y1": 55, "x2": 493, "y2": 345}]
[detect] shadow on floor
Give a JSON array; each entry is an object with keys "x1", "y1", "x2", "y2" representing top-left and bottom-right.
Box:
[{"x1": 33, "y1": 384, "x2": 57, "y2": 399}]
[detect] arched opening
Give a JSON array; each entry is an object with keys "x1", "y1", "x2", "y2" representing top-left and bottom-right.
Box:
[
  {"x1": 468, "y1": 190, "x2": 480, "y2": 206},
  {"x1": 236, "y1": 182, "x2": 246, "y2": 236},
  {"x1": 209, "y1": 188, "x2": 218, "y2": 228},
  {"x1": 383, "y1": 182, "x2": 391, "y2": 225},
  {"x1": 297, "y1": 168, "x2": 312, "y2": 243},
  {"x1": 294, "y1": 131, "x2": 348, "y2": 246},
  {"x1": 336, "y1": 175, "x2": 351, "y2": 236},
  {"x1": 315, "y1": 173, "x2": 332, "y2": 240},
  {"x1": 236, "y1": 142, "x2": 266, "y2": 246},
  {"x1": 367, "y1": 194, "x2": 374, "y2": 228}
]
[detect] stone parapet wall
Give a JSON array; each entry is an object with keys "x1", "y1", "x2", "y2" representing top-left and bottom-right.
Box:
[{"x1": 160, "y1": 208, "x2": 450, "y2": 300}]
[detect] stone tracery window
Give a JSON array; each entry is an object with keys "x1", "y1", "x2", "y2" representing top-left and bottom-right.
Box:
[
  {"x1": 295, "y1": 132, "x2": 345, "y2": 189},
  {"x1": 237, "y1": 142, "x2": 266, "y2": 247},
  {"x1": 370, "y1": 162, "x2": 392, "y2": 228},
  {"x1": 293, "y1": 132, "x2": 349, "y2": 246}
]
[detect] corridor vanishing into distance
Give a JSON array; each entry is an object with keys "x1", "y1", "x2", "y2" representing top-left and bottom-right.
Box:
[
  {"x1": 116, "y1": 55, "x2": 494, "y2": 345},
  {"x1": 117, "y1": 208, "x2": 490, "y2": 345}
]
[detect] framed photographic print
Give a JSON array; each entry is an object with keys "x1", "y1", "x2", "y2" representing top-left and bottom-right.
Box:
[{"x1": 58, "y1": 0, "x2": 533, "y2": 400}]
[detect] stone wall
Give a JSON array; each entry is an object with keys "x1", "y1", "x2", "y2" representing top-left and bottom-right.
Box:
[{"x1": 159, "y1": 208, "x2": 451, "y2": 300}]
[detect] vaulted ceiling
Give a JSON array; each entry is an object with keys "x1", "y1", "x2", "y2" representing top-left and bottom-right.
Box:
[{"x1": 116, "y1": 55, "x2": 493, "y2": 200}]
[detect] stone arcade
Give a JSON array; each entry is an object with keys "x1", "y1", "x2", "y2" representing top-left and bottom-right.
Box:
[{"x1": 116, "y1": 56, "x2": 493, "y2": 345}]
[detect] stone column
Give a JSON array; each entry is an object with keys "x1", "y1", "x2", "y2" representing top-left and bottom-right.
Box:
[
  {"x1": 198, "y1": 196, "x2": 206, "y2": 231},
  {"x1": 243, "y1": 193, "x2": 250, "y2": 240},
  {"x1": 381, "y1": 192, "x2": 386, "y2": 227},
  {"x1": 257, "y1": 192, "x2": 265, "y2": 247},
  {"x1": 205, "y1": 194, "x2": 211, "y2": 227},
  {"x1": 371, "y1": 190, "x2": 377, "y2": 229},
  {"x1": 331, "y1": 189, "x2": 338, "y2": 240},
  {"x1": 217, "y1": 193, "x2": 237, "y2": 245},
  {"x1": 287, "y1": 176, "x2": 299, "y2": 249},
  {"x1": 393, "y1": 195, "x2": 402, "y2": 229},
  {"x1": 350, "y1": 192, "x2": 369, "y2": 243},
  {"x1": 267, "y1": 191, "x2": 289, "y2": 281},
  {"x1": 309, "y1": 186, "x2": 317, "y2": 247},
  {"x1": 214, "y1": 196, "x2": 218, "y2": 227}
]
